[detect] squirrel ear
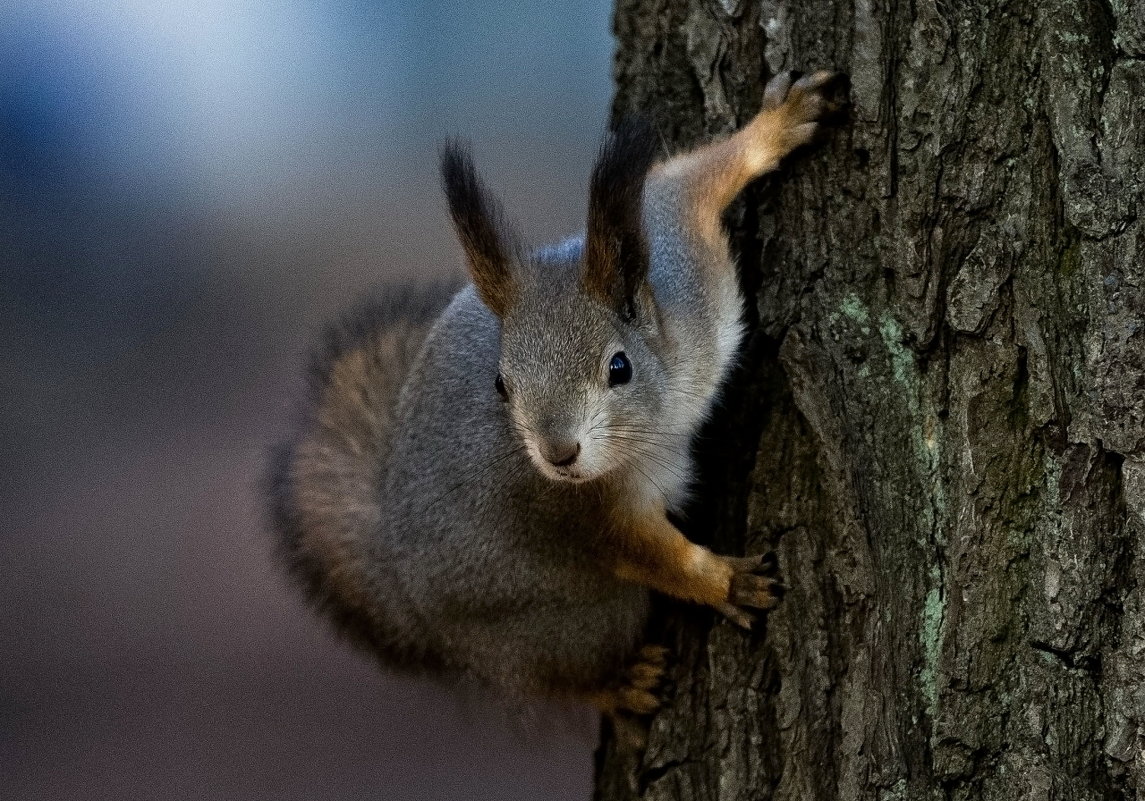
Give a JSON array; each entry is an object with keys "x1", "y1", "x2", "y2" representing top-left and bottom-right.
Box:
[
  {"x1": 583, "y1": 117, "x2": 658, "y2": 319},
  {"x1": 440, "y1": 140, "x2": 522, "y2": 318}
]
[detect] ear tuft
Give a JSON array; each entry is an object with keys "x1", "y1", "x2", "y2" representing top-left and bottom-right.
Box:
[
  {"x1": 584, "y1": 117, "x2": 659, "y2": 318},
  {"x1": 440, "y1": 139, "x2": 521, "y2": 318}
]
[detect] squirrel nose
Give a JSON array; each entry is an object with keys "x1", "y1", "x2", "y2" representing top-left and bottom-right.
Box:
[{"x1": 541, "y1": 440, "x2": 580, "y2": 468}]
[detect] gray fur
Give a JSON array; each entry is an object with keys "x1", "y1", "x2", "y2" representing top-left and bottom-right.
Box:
[{"x1": 270, "y1": 133, "x2": 753, "y2": 702}]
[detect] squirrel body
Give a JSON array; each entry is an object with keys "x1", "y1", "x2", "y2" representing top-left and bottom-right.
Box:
[{"x1": 271, "y1": 71, "x2": 845, "y2": 715}]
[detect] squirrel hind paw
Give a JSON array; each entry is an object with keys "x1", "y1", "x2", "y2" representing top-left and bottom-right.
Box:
[
  {"x1": 595, "y1": 647, "x2": 672, "y2": 753},
  {"x1": 589, "y1": 644, "x2": 671, "y2": 717}
]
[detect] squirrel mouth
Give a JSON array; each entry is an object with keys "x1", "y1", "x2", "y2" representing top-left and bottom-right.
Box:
[
  {"x1": 544, "y1": 464, "x2": 590, "y2": 483},
  {"x1": 532, "y1": 457, "x2": 594, "y2": 484}
]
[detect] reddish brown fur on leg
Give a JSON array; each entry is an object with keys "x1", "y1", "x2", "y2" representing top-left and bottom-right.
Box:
[
  {"x1": 648, "y1": 70, "x2": 847, "y2": 245},
  {"x1": 606, "y1": 508, "x2": 783, "y2": 628},
  {"x1": 608, "y1": 510, "x2": 734, "y2": 607}
]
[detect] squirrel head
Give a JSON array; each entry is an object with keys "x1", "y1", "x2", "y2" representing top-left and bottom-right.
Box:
[{"x1": 442, "y1": 121, "x2": 669, "y2": 484}]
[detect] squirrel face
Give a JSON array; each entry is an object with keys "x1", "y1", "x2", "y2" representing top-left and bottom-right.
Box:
[
  {"x1": 441, "y1": 121, "x2": 663, "y2": 485},
  {"x1": 495, "y1": 266, "x2": 667, "y2": 484}
]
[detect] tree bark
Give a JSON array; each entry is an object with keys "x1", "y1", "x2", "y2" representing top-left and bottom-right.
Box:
[{"x1": 595, "y1": 1, "x2": 1145, "y2": 799}]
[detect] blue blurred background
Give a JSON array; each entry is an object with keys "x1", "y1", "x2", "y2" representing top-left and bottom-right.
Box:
[{"x1": 2, "y1": 2, "x2": 614, "y2": 798}]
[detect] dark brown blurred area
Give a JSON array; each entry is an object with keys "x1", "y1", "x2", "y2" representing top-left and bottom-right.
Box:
[{"x1": 1, "y1": 2, "x2": 613, "y2": 798}]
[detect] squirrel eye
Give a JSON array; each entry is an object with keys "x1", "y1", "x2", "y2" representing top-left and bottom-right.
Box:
[
  {"x1": 494, "y1": 373, "x2": 508, "y2": 400},
  {"x1": 608, "y1": 352, "x2": 632, "y2": 387}
]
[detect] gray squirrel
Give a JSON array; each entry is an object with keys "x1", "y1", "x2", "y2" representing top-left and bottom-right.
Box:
[{"x1": 270, "y1": 70, "x2": 846, "y2": 721}]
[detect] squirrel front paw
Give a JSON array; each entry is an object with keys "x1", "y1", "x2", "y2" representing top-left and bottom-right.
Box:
[
  {"x1": 714, "y1": 553, "x2": 785, "y2": 629},
  {"x1": 758, "y1": 70, "x2": 850, "y2": 154}
]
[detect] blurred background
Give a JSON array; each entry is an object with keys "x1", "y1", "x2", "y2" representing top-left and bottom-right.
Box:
[{"x1": 2, "y1": 1, "x2": 614, "y2": 798}]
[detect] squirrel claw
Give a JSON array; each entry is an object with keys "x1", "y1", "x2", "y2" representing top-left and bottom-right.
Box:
[
  {"x1": 716, "y1": 602, "x2": 756, "y2": 630},
  {"x1": 759, "y1": 552, "x2": 779, "y2": 574}
]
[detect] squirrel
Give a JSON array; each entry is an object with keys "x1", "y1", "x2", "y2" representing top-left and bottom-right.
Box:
[{"x1": 269, "y1": 70, "x2": 846, "y2": 723}]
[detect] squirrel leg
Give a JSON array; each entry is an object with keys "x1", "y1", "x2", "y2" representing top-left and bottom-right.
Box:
[
  {"x1": 610, "y1": 511, "x2": 783, "y2": 629},
  {"x1": 647, "y1": 70, "x2": 848, "y2": 245}
]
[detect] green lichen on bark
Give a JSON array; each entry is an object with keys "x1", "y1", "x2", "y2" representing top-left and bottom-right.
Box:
[{"x1": 596, "y1": 0, "x2": 1145, "y2": 799}]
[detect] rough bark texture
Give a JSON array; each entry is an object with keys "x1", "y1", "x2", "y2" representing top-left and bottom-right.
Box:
[{"x1": 595, "y1": 1, "x2": 1145, "y2": 799}]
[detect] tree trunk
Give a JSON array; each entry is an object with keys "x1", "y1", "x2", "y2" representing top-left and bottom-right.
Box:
[{"x1": 594, "y1": 1, "x2": 1145, "y2": 799}]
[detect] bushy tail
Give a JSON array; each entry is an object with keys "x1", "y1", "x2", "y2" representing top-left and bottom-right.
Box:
[{"x1": 268, "y1": 280, "x2": 459, "y2": 670}]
